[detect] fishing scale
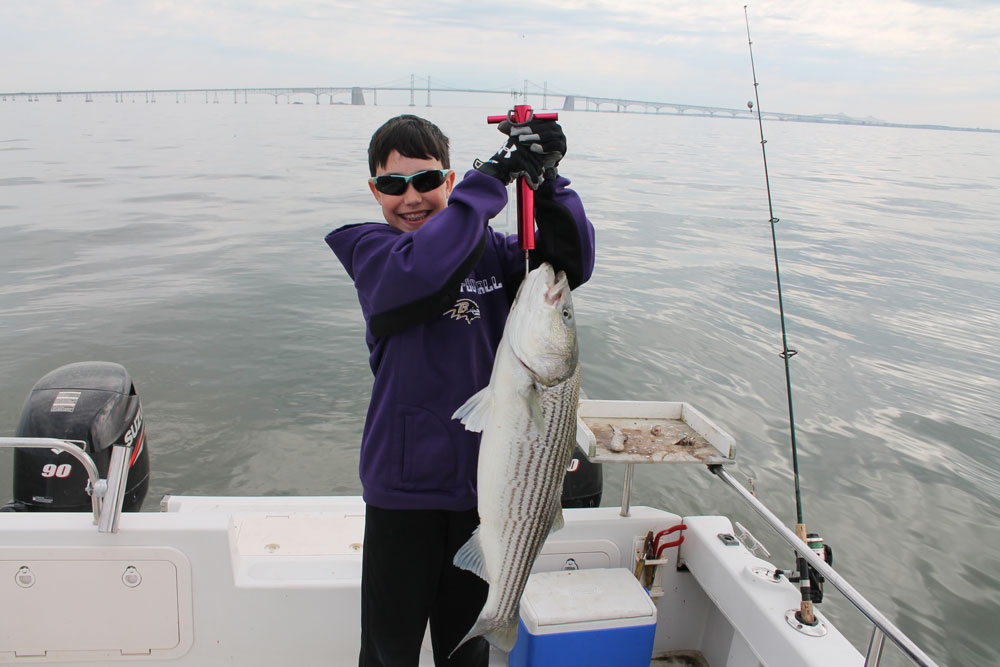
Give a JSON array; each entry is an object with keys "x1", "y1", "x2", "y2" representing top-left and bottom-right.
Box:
[{"x1": 487, "y1": 104, "x2": 558, "y2": 274}]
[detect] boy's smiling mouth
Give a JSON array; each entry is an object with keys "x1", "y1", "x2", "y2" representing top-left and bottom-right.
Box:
[{"x1": 399, "y1": 210, "x2": 431, "y2": 224}]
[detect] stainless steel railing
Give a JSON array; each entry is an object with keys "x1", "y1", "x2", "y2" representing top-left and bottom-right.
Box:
[
  {"x1": 711, "y1": 465, "x2": 939, "y2": 667},
  {"x1": 0, "y1": 437, "x2": 132, "y2": 532}
]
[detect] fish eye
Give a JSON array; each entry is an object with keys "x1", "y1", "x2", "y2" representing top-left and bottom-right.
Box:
[{"x1": 562, "y1": 307, "x2": 573, "y2": 321}]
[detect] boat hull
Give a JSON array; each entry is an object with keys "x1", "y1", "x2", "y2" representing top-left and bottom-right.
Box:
[{"x1": 0, "y1": 497, "x2": 862, "y2": 666}]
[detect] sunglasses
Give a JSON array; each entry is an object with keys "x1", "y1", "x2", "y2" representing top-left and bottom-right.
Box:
[{"x1": 370, "y1": 169, "x2": 451, "y2": 196}]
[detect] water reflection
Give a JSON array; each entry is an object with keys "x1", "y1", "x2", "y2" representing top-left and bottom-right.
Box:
[{"x1": 1, "y1": 104, "x2": 998, "y2": 666}]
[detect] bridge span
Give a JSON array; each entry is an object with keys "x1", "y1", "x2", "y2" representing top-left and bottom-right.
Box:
[
  {"x1": 4, "y1": 84, "x2": 989, "y2": 132},
  {"x1": 0, "y1": 87, "x2": 365, "y2": 105},
  {"x1": 0, "y1": 85, "x2": 783, "y2": 121}
]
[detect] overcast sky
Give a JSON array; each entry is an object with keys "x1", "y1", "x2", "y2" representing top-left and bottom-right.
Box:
[{"x1": 2, "y1": 1, "x2": 998, "y2": 129}]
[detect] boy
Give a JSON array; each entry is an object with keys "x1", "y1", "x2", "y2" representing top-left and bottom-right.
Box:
[{"x1": 325, "y1": 114, "x2": 595, "y2": 666}]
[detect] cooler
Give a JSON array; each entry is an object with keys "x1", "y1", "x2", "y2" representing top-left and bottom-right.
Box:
[{"x1": 509, "y1": 568, "x2": 657, "y2": 667}]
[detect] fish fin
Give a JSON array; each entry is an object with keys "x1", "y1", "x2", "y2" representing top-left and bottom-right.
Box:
[
  {"x1": 550, "y1": 505, "x2": 565, "y2": 533},
  {"x1": 485, "y1": 620, "x2": 519, "y2": 652},
  {"x1": 452, "y1": 528, "x2": 489, "y2": 582},
  {"x1": 524, "y1": 384, "x2": 545, "y2": 434},
  {"x1": 450, "y1": 616, "x2": 519, "y2": 657},
  {"x1": 450, "y1": 617, "x2": 487, "y2": 658},
  {"x1": 452, "y1": 385, "x2": 493, "y2": 433}
]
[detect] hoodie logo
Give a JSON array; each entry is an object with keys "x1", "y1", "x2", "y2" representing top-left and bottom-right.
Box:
[{"x1": 445, "y1": 298, "x2": 481, "y2": 324}]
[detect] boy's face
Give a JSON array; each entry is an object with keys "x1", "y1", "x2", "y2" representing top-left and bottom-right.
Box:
[{"x1": 369, "y1": 150, "x2": 455, "y2": 233}]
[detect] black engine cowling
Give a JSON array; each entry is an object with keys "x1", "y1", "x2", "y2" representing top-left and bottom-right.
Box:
[
  {"x1": 561, "y1": 443, "x2": 602, "y2": 508},
  {"x1": 2, "y1": 361, "x2": 149, "y2": 512}
]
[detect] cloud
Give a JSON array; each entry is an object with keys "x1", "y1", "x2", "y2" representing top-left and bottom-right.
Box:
[{"x1": 1, "y1": 0, "x2": 997, "y2": 127}]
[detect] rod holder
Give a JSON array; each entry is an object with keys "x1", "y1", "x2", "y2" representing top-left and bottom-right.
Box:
[{"x1": 97, "y1": 444, "x2": 133, "y2": 534}]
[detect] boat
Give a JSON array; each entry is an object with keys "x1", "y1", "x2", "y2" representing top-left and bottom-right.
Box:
[{"x1": 0, "y1": 361, "x2": 939, "y2": 666}]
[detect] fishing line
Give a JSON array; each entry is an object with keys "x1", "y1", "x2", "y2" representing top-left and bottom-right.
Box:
[{"x1": 743, "y1": 5, "x2": 817, "y2": 626}]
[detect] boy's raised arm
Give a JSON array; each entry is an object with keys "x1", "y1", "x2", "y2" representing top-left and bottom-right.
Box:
[{"x1": 329, "y1": 171, "x2": 508, "y2": 336}]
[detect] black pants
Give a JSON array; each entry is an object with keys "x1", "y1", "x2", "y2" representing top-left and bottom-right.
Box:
[{"x1": 359, "y1": 505, "x2": 489, "y2": 667}]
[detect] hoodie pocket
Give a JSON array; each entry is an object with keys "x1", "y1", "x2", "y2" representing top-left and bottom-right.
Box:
[{"x1": 397, "y1": 406, "x2": 459, "y2": 492}]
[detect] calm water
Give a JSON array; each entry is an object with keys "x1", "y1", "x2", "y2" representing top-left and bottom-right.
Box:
[{"x1": 2, "y1": 100, "x2": 998, "y2": 667}]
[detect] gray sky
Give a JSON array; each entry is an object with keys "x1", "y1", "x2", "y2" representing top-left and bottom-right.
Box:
[{"x1": 3, "y1": 0, "x2": 999, "y2": 129}]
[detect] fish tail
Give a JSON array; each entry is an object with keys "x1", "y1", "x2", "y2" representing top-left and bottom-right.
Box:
[
  {"x1": 486, "y1": 620, "x2": 519, "y2": 653},
  {"x1": 449, "y1": 614, "x2": 519, "y2": 656}
]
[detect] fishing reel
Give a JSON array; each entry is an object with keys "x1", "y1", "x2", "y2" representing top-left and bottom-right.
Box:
[{"x1": 781, "y1": 533, "x2": 834, "y2": 603}]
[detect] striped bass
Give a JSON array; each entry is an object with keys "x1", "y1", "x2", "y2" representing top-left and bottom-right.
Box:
[{"x1": 451, "y1": 262, "x2": 581, "y2": 653}]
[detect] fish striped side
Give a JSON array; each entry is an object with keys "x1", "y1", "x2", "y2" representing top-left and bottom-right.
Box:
[
  {"x1": 492, "y1": 370, "x2": 580, "y2": 627},
  {"x1": 453, "y1": 366, "x2": 581, "y2": 653}
]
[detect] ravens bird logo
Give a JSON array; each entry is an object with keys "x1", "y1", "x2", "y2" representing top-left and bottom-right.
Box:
[{"x1": 446, "y1": 298, "x2": 481, "y2": 324}]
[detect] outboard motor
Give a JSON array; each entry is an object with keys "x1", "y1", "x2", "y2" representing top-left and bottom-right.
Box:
[
  {"x1": 1, "y1": 361, "x2": 149, "y2": 512},
  {"x1": 561, "y1": 443, "x2": 602, "y2": 508}
]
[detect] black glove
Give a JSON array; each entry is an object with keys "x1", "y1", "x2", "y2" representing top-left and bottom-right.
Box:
[
  {"x1": 475, "y1": 118, "x2": 566, "y2": 189},
  {"x1": 511, "y1": 119, "x2": 566, "y2": 182}
]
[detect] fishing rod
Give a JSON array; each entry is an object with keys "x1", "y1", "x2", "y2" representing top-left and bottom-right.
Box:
[{"x1": 743, "y1": 5, "x2": 820, "y2": 627}]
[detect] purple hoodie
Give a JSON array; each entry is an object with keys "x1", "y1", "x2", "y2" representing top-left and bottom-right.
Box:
[{"x1": 326, "y1": 169, "x2": 594, "y2": 510}]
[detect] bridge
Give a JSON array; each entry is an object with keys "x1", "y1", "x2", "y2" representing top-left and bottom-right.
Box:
[
  {"x1": 2, "y1": 83, "x2": 994, "y2": 132},
  {"x1": 0, "y1": 87, "x2": 367, "y2": 105},
  {"x1": 0, "y1": 84, "x2": 800, "y2": 122}
]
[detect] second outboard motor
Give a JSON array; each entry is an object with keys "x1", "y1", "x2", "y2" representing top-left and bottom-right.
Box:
[{"x1": 2, "y1": 361, "x2": 149, "y2": 512}]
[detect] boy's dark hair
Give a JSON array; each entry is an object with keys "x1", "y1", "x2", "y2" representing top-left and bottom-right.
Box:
[{"x1": 368, "y1": 115, "x2": 450, "y2": 176}]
